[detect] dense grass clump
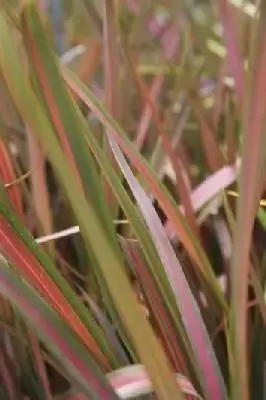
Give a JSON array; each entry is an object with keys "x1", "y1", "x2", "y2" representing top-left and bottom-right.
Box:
[{"x1": 0, "y1": 1, "x2": 265, "y2": 399}]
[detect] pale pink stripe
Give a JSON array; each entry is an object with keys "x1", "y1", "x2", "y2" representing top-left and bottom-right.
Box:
[{"x1": 166, "y1": 164, "x2": 238, "y2": 240}]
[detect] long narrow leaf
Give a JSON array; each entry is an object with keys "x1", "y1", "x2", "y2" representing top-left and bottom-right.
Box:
[
  {"x1": 0, "y1": 256, "x2": 119, "y2": 400},
  {"x1": 106, "y1": 133, "x2": 227, "y2": 400},
  {"x1": 230, "y1": 3, "x2": 266, "y2": 399},
  {"x1": 0, "y1": 137, "x2": 24, "y2": 221},
  {"x1": 21, "y1": 3, "x2": 118, "y2": 251},
  {"x1": 218, "y1": 0, "x2": 245, "y2": 104},
  {"x1": 0, "y1": 9, "x2": 183, "y2": 400},
  {"x1": 0, "y1": 211, "x2": 110, "y2": 368},
  {"x1": 62, "y1": 67, "x2": 227, "y2": 311}
]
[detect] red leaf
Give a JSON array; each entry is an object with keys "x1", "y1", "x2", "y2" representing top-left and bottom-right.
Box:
[{"x1": 0, "y1": 216, "x2": 109, "y2": 369}]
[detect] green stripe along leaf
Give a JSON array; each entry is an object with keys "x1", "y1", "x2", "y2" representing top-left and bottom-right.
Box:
[
  {"x1": 0, "y1": 6, "x2": 184, "y2": 400},
  {"x1": 0, "y1": 256, "x2": 119, "y2": 400}
]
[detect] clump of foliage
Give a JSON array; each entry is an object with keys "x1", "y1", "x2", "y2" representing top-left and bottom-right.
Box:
[{"x1": 0, "y1": 1, "x2": 265, "y2": 399}]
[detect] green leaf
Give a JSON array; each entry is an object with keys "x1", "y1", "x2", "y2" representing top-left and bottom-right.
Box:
[
  {"x1": 257, "y1": 207, "x2": 266, "y2": 230},
  {"x1": 0, "y1": 256, "x2": 119, "y2": 400},
  {"x1": 0, "y1": 7, "x2": 184, "y2": 400},
  {"x1": 230, "y1": 3, "x2": 266, "y2": 398},
  {"x1": 21, "y1": 1, "x2": 119, "y2": 253}
]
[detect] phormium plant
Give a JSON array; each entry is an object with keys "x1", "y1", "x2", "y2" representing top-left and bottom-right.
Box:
[{"x1": 0, "y1": 1, "x2": 265, "y2": 399}]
